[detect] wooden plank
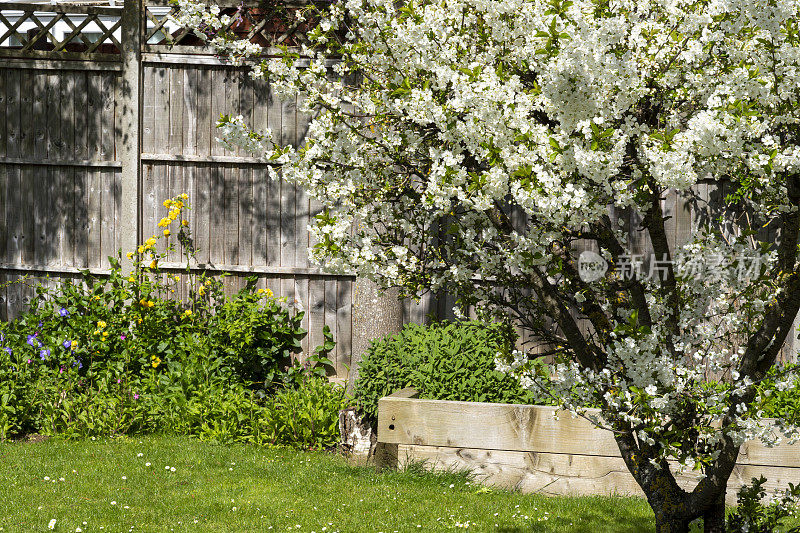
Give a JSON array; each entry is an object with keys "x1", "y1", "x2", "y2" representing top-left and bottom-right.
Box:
[
  {"x1": 323, "y1": 278, "x2": 337, "y2": 370},
  {"x1": 4, "y1": 69, "x2": 19, "y2": 159},
  {"x1": 168, "y1": 66, "x2": 184, "y2": 155},
  {"x1": 195, "y1": 67, "x2": 212, "y2": 156},
  {"x1": 46, "y1": 166, "x2": 61, "y2": 266},
  {"x1": 182, "y1": 67, "x2": 197, "y2": 156},
  {"x1": 100, "y1": 169, "x2": 117, "y2": 267},
  {"x1": 141, "y1": 163, "x2": 156, "y2": 258},
  {"x1": 238, "y1": 70, "x2": 255, "y2": 157},
  {"x1": 237, "y1": 167, "x2": 253, "y2": 265},
  {"x1": 224, "y1": 69, "x2": 240, "y2": 157},
  {"x1": 308, "y1": 277, "x2": 326, "y2": 363},
  {"x1": 208, "y1": 164, "x2": 224, "y2": 265},
  {"x1": 74, "y1": 168, "x2": 88, "y2": 268},
  {"x1": 0, "y1": 69, "x2": 6, "y2": 159},
  {"x1": 295, "y1": 275, "x2": 309, "y2": 355},
  {"x1": 33, "y1": 165, "x2": 47, "y2": 265},
  {"x1": 32, "y1": 72, "x2": 47, "y2": 160},
  {"x1": 142, "y1": 66, "x2": 155, "y2": 154},
  {"x1": 45, "y1": 71, "x2": 60, "y2": 159},
  {"x1": 0, "y1": 166, "x2": 6, "y2": 265},
  {"x1": 336, "y1": 278, "x2": 352, "y2": 377},
  {"x1": 0, "y1": 58, "x2": 121, "y2": 71},
  {"x1": 60, "y1": 166, "x2": 75, "y2": 267},
  {"x1": 182, "y1": 164, "x2": 195, "y2": 260},
  {"x1": 60, "y1": 69, "x2": 75, "y2": 161},
  {"x1": 210, "y1": 68, "x2": 226, "y2": 157},
  {"x1": 398, "y1": 445, "x2": 799, "y2": 506},
  {"x1": 252, "y1": 170, "x2": 268, "y2": 265},
  {"x1": 193, "y1": 162, "x2": 210, "y2": 264},
  {"x1": 19, "y1": 71, "x2": 33, "y2": 157},
  {"x1": 224, "y1": 166, "x2": 240, "y2": 265},
  {"x1": 100, "y1": 72, "x2": 116, "y2": 162},
  {"x1": 380, "y1": 397, "x2": 639, "y2": 457},
  {"x1": 153, "y1": 65, "x2": 169, "y2": 158},
  {"x1": 20, "y1": 165, "x2": 35, "y2": 264},
  {"x1": 381, "y1": 397, "x2": 800, "y2": 469},
  {"x1": 87, "y1": 168, "x2": 101, "y2": 268},
  {"x1": 73, "y1": 71, "x2": 89, "y2": 160},
  {"x1": 87, "y1": 72, "x2": 102, "y2": 160}
]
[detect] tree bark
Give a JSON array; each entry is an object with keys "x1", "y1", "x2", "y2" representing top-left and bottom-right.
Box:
[
  {"x1": 702, "y1": 493, "x2": 726, "y2": 533},
  {"x1": 348, "y1": 278, "x2": 403, "y2": 392}
]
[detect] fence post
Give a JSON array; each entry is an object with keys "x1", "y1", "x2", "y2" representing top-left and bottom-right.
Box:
[{"x1": 119, "y1": 0, "x2": 142, "y2": 270}]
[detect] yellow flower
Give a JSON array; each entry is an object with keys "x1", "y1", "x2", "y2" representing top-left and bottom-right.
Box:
[
  {"x1": 137, "y1": 318, "x2": 142, "y2": 324},
  {"x1": 257, "y1": 288, "x2": 265, "y2": 294},
  {"x1": 163, "y1": 200, "x2": 171, "y2": 208},
  {"x1": 137, "y1": 246, "x2": 145, "y2": 254},
  {"x1": 145, "y1": 237, "x2": 157, "y2": 247},
  {"x1": 163, "y1": 229, "x2": 170, "y2": 237},
  {"x1": 151, "y1": 356, "x2": 161, "y2": 368},
  {"x1": 265, "y1": 288, "x2": 273, "y2": 297},
  {"x1": 183, "y1": 309, "x2": 192, "y2": 317},
  {"x1": 71, "y1": 340, "x2": 78, "y2": 349},
  {"x1": 102, "y1": 331, "x2": 109, "y2": 337},
  {"x1": 181, "y1": 219, "x2": 189, "y2": 227},
  {"x1": 128, "y1": 276, "x2": 136, "y2": 282},
  {"x1": 198, "y1": 286, "x2": 205, "y2": 296},
  {"x1": 204, "y1": 280, "x2": 211, "y2": 286},
  {"x1": 147, "y1": 300, "x2": 154, "y2": 308},
  {"x1": 149, "y1": 260, "x2": 157, "y2": 269},
  {"x1": 97, "y1": 321, "x2": 107, "y2": 329},
  {"x1": 139, "y1": 298, "x2": 147, "y2": 306},
  {"x1": 168, "y1": 210, "x2": 178, "y2": 221},
  {"x1": 158, "y1": 218, "x2": 171, "y2": 227},
  {"x1": 180, "y1": 193, "x2": 188, "y2": 200},
  {"x1": 126, "y1": 252, "x2": 134, "y2": 259}
]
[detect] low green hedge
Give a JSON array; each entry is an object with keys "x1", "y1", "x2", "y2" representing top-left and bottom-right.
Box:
[{"x1": 353, "y1": 320, "x2": 537, "y2": 421}]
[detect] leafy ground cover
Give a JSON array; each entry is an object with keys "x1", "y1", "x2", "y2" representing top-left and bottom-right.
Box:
[{"x1": 0, "y1": 436, "x2": 655, "y2": 532}]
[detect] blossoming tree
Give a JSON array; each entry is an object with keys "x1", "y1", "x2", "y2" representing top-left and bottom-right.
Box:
[{"x1": 173, "y1": 0, "x2": 800, "y2": 530}]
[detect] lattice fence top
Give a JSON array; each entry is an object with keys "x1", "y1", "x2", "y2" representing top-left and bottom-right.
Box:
[
  {"x1": 144, "y1": 0, "x2": 333, "y2": 53},
  {"x1": 0, "y1": 1, "x2": 123, "y2": 58},
  {"x1": 0, "y1": 0, "x2": 334, "y2": 59}
]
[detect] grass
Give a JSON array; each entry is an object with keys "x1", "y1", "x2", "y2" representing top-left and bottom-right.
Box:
[{"x1": 0, "y1": 435, "x2": 656, "y2": 532}]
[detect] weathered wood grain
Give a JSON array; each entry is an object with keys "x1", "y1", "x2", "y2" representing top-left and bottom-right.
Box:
[
  {"x1": 398, "y1": 445, "x2": 800, "y2": 506},
  {"x1": 380, "y1": 396, "x2": 800, "y2": 470}
]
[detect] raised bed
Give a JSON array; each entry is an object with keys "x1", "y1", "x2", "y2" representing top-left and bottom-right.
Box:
[{"x1": 376, "y1": 388, "x2": 800, "y2": 504}]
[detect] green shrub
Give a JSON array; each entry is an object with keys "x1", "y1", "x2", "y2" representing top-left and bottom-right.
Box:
[
  {"x1": 354, "y1": 320, "x2": 537, "y2": 421},
  {"x1": 264, "y1": 376, "x2": 351, "y2": 449},
  {"x1": 0, "y1": 194, "x2": 343, "y2": 447}
]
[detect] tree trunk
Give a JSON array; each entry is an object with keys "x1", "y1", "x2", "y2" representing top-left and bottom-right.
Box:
[
  {"x1": 702, "y1": 493, "x2": 726, "y2": 533},
  {"x1": 348, "y1": 278, "x2": 403, "y2": 392},
  {"x1": 654, "y1": 513, "x2": 691, "y2": 533}
]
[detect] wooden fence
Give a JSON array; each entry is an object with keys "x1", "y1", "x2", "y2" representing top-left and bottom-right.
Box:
[
  {"x1": 0, "y1": 0, "x2": 453, "y2": 378},
  {"x1": 377, "y1": 389, "x2": 800, "y2": 505},
  {"x1": 0, "y1": 0, "x2": 798, "y2": 379}
]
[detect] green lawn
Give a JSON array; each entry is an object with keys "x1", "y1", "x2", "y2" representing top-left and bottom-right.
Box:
[{"x1": 0, "y1": 435, "x2": 655, "y2": 532}]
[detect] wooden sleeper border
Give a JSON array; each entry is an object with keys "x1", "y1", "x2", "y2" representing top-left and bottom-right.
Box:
[{"x1": 376, "y1": 388, "x2": 800, "y2": 505}]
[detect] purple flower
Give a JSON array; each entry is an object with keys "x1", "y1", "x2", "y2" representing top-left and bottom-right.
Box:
[
  {"x1": 63, "y1": 340, "x2": 72, "y2": 349},
  {"x1": 3, "y1": 347, "x2": 11, "y2": 356},
  {"x1": 39, "y1": 348, "x2": 50, "y2": 360},
  {"x1": 59, "y1": 308, "x2": 69, "y2": 317},
  {"x1": 59, "y1": 367, "x2": 64, "y2": 374},
  {"x1": 26, "y1": 359, "x2": 31, "y2": 364},
  {"x1": 27, "y1": 334, "x2": 37, "y2": 346},
  {"x1": 133, "y1": 393, "x2": 140, "y2": 400},
  {"x1": 120, "y1": 334, "x2": 127, "y2": 341},
  {"x1": 117, "y1": 378, "x2": 122, "y2": 384},
  {"x1": 71, "y1": 359, "x2": 82, "y2": 369}
]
